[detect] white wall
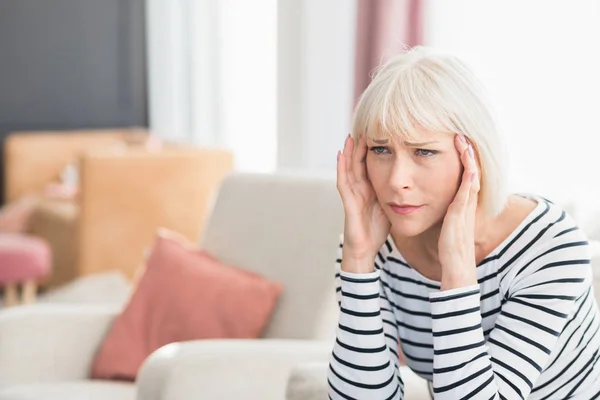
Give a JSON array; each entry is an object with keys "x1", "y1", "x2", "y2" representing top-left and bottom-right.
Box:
[
  {"x1": 217, "y1": 0, "x2": 277, "y2": 172},
  {"x1": 277, "y1": 0, "x2": 357, "y2": 174},
  {"x1": 424, "y1": 0, "x2": 600, "y2": 207}
]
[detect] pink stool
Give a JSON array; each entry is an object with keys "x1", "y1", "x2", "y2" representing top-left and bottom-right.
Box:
[{"x1": 0, "y1": 233, "x2": 51, "y2": 307}]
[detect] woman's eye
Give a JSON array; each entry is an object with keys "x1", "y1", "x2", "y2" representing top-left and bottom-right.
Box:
[
  {"x1": 370, "y1": 146, "x2": 390, "y2": 155},
  {"x1": 415, "y1": 149, "x2": 437, "y2": 157}
]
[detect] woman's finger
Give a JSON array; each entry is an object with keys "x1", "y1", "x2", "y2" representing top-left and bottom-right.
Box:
[
  {"x1": 344, "y1": 134, "x2": 356, "y2": 186},
  {"x1": 452, "y1": 135, "x2": 477, "y2": 209},
  {"x1": 336, "y1": 149, "x2": 350, "y2": 200},
  {"x1": 337, "y1": 135, "x2": 354, "y2": 200},
  {"x1": 464, "y1": 139, "x2": 480, "y2": 210},
  {"x1": 469, "y1": 159, "x2": 480, "y2": 207},
  {"x1": 351, "y1": 136, "x2": 369, "y2": 183}
]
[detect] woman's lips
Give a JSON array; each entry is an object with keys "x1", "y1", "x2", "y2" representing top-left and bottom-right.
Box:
[{"x1": 389, "y1": 204, "x2": 423, "y2": 215}]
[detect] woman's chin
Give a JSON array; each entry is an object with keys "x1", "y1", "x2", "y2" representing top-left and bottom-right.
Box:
[{"x1": 390, "y1": 221, "x2": 427, "y2": 238}]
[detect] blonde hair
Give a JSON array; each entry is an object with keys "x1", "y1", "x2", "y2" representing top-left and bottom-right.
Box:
[{"x1": 351, "y1": 46, "x2": 509, "y2": 217}]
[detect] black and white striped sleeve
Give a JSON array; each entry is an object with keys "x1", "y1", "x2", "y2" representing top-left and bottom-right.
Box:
[
  {"x1": 429, "y1": 232, "x2": 592, "y2": 399},
  {"x1": 328, "y1": 240, "x2": 404, "y2": 399}
]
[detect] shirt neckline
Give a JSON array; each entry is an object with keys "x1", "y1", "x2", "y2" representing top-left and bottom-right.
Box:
[{"x1": 387, "y1": 193, "x2": 548, "y2": 286}]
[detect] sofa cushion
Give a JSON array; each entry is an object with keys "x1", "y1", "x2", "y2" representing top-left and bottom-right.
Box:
[
  {"x1": 91, "y1": 228, "x2": 283, "y2": 381},
  {"x1": 198, "y1": 173, "x2": 344, "y2": 341},
  {"x1": 0, "y1": 381, "x2": 135, "y2": 400}
]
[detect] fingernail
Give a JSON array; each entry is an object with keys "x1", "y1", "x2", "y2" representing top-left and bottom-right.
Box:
[
  {"x1": 457, "y1": 134, "x2": 466, "y2": 143},
  {"x1": 468, "y1": 144, "x2": 474, "y2": 158},
  {"x1": 471, "y1": 171, "x2": 477, "y2": 182}
]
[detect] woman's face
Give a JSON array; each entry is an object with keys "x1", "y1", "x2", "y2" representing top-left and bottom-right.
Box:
[{"x1": 366, "y1": 128, "x2": 463, "y2": 238}]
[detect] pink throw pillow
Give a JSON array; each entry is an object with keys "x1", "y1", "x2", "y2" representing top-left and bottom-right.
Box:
[{"x1": 90, "y1": 229, "x2": 283, "y2": 381}]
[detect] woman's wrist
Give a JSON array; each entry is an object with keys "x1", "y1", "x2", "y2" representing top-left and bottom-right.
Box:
[
  {"x1": 340, "y1": 250, "x2": 376, "y2": 274},
  {"x1": 440, "y1": 268, "x2": 477, "y2": 291}
]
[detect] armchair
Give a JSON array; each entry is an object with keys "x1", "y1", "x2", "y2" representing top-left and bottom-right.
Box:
[{"x1": 0, "y1": 172, "x2": 344, "y2": 399}]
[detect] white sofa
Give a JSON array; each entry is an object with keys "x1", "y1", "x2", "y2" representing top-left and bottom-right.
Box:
[
  {"x1": 0, "y1": 172, "x2": 347, "y2": 400},
  {"x1": 1, "y1": 172, "x2": 597, "y2": 400}
]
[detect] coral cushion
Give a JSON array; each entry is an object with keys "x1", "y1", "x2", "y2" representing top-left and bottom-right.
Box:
[{"x1": 90, "y1": 229, "x2": 283, "y2": 381}]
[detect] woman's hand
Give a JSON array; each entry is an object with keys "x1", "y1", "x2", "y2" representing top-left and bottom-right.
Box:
[
  {"x1": 438, "y1": 134, "x2": 481, "y2": 290},
  {"x1": 337, "y1": 134, "x2": 391, "y2": 273}
]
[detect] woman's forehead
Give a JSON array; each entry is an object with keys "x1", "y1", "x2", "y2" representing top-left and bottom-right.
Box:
[{"x1": 366, "y1": 127, "x2": 450, "y2": 144}]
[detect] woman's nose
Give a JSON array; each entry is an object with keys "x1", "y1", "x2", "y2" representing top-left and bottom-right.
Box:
[{"x1": 388, "y1": 160, "x2": 415, "y2": 190}]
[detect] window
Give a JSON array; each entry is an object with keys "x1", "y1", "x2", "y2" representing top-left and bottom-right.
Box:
[{"x1": 425, "y1": 0, "x2": 600, "y2": 205}]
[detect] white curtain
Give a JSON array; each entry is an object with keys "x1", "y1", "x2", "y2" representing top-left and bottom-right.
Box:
[
  {"x1": 145, "y1": 0, "x2": 277, "y2": 173},
  {"x1": 277, "y1": 0, "x2": 357, "y2": 174},
  {"x1": 146, "y1": 0, "x2": 358, "y2": 174}
]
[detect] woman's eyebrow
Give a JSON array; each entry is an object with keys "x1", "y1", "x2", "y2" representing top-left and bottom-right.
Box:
[
  {"x1": 403, "y1": 140, "x2": 439, "y2": 147},
  {"x1": 373, "y1": 139, "x2": 389, "y2": 144},
  {"x1": 370, "y1": 139, "x2": 440, "y2": 146}
]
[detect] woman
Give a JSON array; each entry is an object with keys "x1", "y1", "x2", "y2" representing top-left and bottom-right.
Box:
[{"x1": 329, "y1": 46, "x2": 600, "y2": 399}]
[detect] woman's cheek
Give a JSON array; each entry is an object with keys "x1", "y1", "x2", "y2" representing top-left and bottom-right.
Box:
[
  {"x1": 425, "y1": 157, "x2": 461, "y2": 189},
  {"x1": 436, "y1": 153, "x2": 462, "y2": 177},
  {"x1": 365, "y1": 158, "x2": 380, "y2": 185}
]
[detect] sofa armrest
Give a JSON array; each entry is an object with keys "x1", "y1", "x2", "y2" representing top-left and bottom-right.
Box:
[
  {"x1": 0, "y1": 304, "x2": 119, "y2": 385},
  {"x1": 286, "y1": 362, "x2": 432, "y2": 400},
  {"x1": 136, "y1": 339, "x2": 332, "y2": 400}
]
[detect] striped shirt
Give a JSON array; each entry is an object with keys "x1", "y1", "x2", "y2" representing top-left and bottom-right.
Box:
[{"x1": 328, "y1": 195, "x2": 600, "y2": 399}]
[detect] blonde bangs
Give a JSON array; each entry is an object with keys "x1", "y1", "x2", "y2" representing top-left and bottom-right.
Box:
[{"x1": 353, "y1": 60, "x2": 460, "y2": 142}]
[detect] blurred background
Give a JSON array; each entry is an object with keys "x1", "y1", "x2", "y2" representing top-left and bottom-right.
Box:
[
  {"x1": 0, "y1": 0, "x2": 599, "y2": 293},
  {"x1": 145, "y1": 0, "x2": 600, "y2": 205},
  {"x1": 2, "y1": 0, "x2": 599, "y2": 200},
  {"x1": 0, "y1": 2, "x2": 599, "y2": 398}
]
